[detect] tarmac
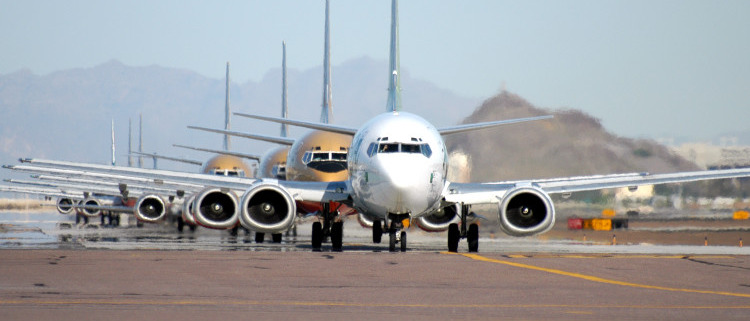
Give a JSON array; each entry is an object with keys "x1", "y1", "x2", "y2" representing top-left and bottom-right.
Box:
[{"x1": 1, "y1": 211, "x2": 749, "y2": 320}]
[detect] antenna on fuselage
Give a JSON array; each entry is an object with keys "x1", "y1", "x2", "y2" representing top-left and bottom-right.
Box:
[
  {"x1": 224, "y1": 61, "x2": 232, "y2": 151},
  {"x1": 320, "y1": 0, "x2": 333, "y2": 124},
  {"x1": 386, "y1": 0, "x2": 402, "y2": 112},
  {"x1": 281, "y1": 41, "x2": 289, "y2": 137}
]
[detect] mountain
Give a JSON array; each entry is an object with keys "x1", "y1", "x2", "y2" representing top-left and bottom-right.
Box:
[
  {"x1": 444, "y1": 91, "x2": 699, "y2": 182},
  {"x1": 0, "y1": 58, "x2": 480, "y2": 172}
]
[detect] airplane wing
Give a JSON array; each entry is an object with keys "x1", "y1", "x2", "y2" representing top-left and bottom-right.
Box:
[
  {"x1": 444, "y1": 168, "x2": 750, "y2": 204},
  {"x1": 5, "y1": 158, "x2": 349, "y2": 204},
  {"x1": 437, "y1": 115, "x2": 553, "y2": 135}
]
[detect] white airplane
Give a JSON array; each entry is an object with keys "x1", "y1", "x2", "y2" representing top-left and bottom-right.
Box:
[{"x1": 6, "y1": 0, "x2": 750, "y2": 252}]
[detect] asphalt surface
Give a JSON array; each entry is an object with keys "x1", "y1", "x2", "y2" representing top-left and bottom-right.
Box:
[{"x1": 1, "y1": 211, "x2": 749, "y2": 320}]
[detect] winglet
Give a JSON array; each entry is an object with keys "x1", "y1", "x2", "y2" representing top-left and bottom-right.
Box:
[{"x1": 386, "y1": 0, "x2": 401, "y2": 112}]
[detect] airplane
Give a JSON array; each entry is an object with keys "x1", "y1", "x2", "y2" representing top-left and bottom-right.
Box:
[
  {"x1": 6, "y1": 0, "x2": 750, "y2": 253},
  {"x1": 192, "y1": 0, "x2": 355, "y2": 251}
]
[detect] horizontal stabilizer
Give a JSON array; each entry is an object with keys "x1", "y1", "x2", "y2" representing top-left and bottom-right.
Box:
[
  {"x1": 173, "y1": 144, "x2": 261, "y2": 161},
  {"x1": 131, "y1": 151, "x2": 203, "y2": 166},
  {"x1": 234, "y1": 112, "x2": 358, "y2": 136},
  {"x1": 188, "y1": 126, "x2": 296, "y2": 146}
]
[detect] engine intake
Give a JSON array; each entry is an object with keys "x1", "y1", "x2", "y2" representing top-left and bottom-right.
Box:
[
  {"x1": 135, "y1": 194, "x2": 167, "y2": 223},
  {"x1": 79, "y1": 197, "x2": 102, "y2": 217},
  {"x1": 498, "y1": 187, "x2": 555, "y2": 236},
  {"x1": 416, "y1": 204, "x2": 459, "y2": 232},
  {"x1": 239, "y1": 182, "x2": 296, "y2": 233},
  {"x1": 56, "y1": 198, "x2": 75, "y2": 215},
  {"x1": 193, "y1": 188, "x2": 240, "y2": 229}
]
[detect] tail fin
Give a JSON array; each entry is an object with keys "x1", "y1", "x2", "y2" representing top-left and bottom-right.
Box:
[
  {"x1": 386, "y1": 0, "x2": 401, "y2": 112},
  {"x1": 281, "y1": 41, "x2": 289, "y2": 137},
  {"x1": 111, "y1": 119, "x2": 116, "y2": 166},
  {"x1": 138, "y1": 113, "x2": 143, "y2": 168},
  {"x1": 320, "y1": 0, "x2": 333, "y2": 124},
  {"x1": 128, "y1": 118, "x2": 133, "y2": 167},
  {"x1": 224, "y1": 62, "x2": 232, "y2": 151}
]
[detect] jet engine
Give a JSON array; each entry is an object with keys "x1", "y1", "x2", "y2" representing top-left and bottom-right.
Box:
[
  {"x1": 134, "y1": 194, "x2": 167, "y2": 223},
  {"x1": 416, "y1": 204, "x2": 460, "y2": 232},
  {"x1": 79, "y1": 197, "x2": 103, "y2": 217},
  {"x1": 239, "y1": 182, "x2": 296, "y2": 234},
  {"x1": 181, "y1": 194, "x2": 197, "y2": 226},
  {"x1": 498, "y1": 186, "x2": 555, "y2": 236},
  {"x1": 357, "y1": 213, "x2": 375, "y2": 228},
  {"x1": 56, "y1": 198, "x2": 76, "y2": 214},
  {"x1": 193, "y1": 187, "x2": 240, "y2": 229}
]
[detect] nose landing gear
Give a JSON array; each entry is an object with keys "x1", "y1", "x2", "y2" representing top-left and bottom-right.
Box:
[{"x1": 386, "y1": 214, "x2": 409, "y2": 252}]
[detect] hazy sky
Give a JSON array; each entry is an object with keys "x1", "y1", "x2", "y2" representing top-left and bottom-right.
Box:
[{"x1": 2, "y1": 0, "x2": 749, "y2": 140}]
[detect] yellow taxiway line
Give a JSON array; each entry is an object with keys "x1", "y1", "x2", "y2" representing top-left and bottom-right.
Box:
[{"x1": 454, "y1": 252, "x2": 750, "y2": 298}]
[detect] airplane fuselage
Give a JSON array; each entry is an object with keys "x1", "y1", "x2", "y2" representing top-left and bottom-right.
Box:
[{"x1": 348, "y1": 111, "x2": 448, "y2": 220}]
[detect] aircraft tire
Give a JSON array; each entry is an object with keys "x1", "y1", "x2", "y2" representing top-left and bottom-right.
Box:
[
  {"x1": 331, "y1": 221, "x2": 343, "y2": 251},
  {"x1": 389, "y1": 231, "x2": 397, "y2": 252},
  {"x1": 468, "y1": 223, "x2": 479, "y2": 253},
  {"x1": 373, "y1": 220, "x2": 382, "y2": 243},
  {"x1": 255, "y1": 232, "x2": 265, "y2": 243},
  {"x1": 400, "y1": 231, "x2": 407, "y2": 252},
  {"x1": 311, "y1": 222, "x2": 323, "y2": 251},
  {"x1": 272, "y1": 233, "x2": 282, "y2": 243},
  {"x1": 448, "y1": 223, "x2": 459, "y2": 252}
]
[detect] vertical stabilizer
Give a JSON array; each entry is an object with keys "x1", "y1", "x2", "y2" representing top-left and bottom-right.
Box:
[
  {"x1": 128, "y1": 118, "x2": 133, "y2": 167},
  {"x1": 224, "y1": 62, "x2": 232, "y2": 151},
  {"x1": 386, "y1": 0, "x2": 402, "y2": 112},
  {"x1": 281, "y1": 42, "x2": 289, "y2": 137},
  {"x1": 320, "y1": 0, "x2": 333, "y2": 124},
  {"x1": 111, "y1": 119, "x2": 116, "y2": 166},
  {"x1": 138, "y1": 113, "x2": 143, "y2": 168}
]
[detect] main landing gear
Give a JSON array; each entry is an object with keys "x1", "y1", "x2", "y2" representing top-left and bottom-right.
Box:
[
  {"x1": 311, "y1": 202, "x2": 343, "y2": 252},
  {"x1": 448, "y1": 204, "x2": 479, "y2": 253}
]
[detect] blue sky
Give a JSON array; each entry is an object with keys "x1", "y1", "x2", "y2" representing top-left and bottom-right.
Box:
[{"x1": 2, "y1": 0, "x2": 749, "y2": 141}]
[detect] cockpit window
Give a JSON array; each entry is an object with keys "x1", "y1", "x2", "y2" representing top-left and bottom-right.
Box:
[
  {"x1": 378, "y1": 143, "x2": 399, "y2": 153},
  {"x1": 369, "y1": 141, "x2": 432, "y2": 158},
  {"x1": 401, "y1": 144, "x2": 421, "y2": 153},
  {"x1": 209, "y1": 169, "x2": 246, "y2": 177},
  {"x1": 302, "y1": 151, "x2": 348, "y2": 173}
]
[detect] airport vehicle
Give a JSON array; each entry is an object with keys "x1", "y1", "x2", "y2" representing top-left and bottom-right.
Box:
[{"x1": 6, "y1": 0, "x2": 750, "y2": 252}]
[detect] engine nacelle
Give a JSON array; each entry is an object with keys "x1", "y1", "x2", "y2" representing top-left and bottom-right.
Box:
[
  {"x1": 498, "y1": 187, "x2": 555, "y2": 237},
  {"x1": 79, "y1": 197, "x2": 103, "y2": 217},
  {"x1": 56, "y1": 198, "x2": 76, "y2": 215},
  {"x1": 134, "y1": 194, "x2": 167, "y2": 223},
  {"x1": 193, "y1": 188, "x2": 240, "y2": 229},
  {"x1": 181, "y1": 194, "x2": 197, "y2": 226},
  {"x1": 416, "y1": 204, "x2": 460, "y2": 232},
  {"x1": 239, "y1": 182, "x2": 296, "y2": 234},
  {"x1": 357, "y1": 213, "x2": 375, "y2": 228}
]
